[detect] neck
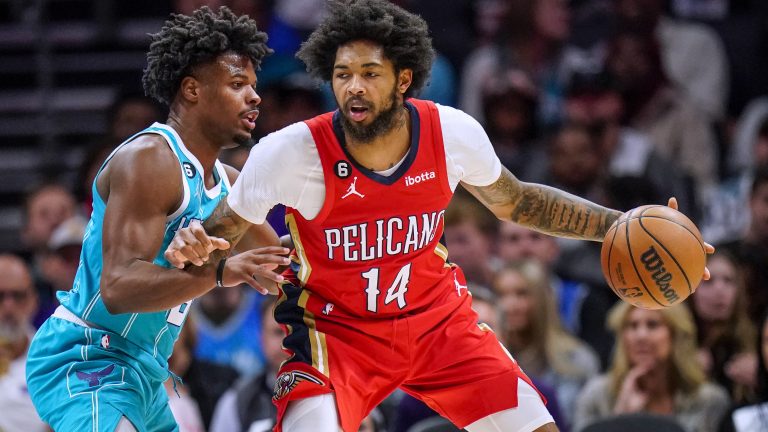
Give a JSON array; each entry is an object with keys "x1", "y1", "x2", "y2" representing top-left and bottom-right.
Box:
[
  {"x1": 344, "y1": 106, "x2": 411, "y2": 171},
  {"x1": 166, "y1": 109, "x2": 220, "y2": 184}
]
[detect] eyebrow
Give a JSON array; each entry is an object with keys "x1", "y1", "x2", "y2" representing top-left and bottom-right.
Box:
[{"x1": 333, "y1": 62, "x2": 384, "y2": 70}]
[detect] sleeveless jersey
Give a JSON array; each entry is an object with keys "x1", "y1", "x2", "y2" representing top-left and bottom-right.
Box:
[
  {"x1": 285, "y1": 99, "x2": 458, "y2": 318},
  {"x1": 57, "y1": 122, "x2": 230, "y2": 373}
]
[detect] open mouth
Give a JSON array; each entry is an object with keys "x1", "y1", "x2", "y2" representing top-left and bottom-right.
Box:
[
  {"x1": 241, "y1": 109, "x2": 259, "y2": 130},
  {"x1": 348, "y1": 104, "x2": 369, "y2": 122}
]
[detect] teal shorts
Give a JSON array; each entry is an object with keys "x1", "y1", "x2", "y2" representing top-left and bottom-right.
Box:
[{"x1": 26, "y1": 316, "x2": 178, "y2": 432}]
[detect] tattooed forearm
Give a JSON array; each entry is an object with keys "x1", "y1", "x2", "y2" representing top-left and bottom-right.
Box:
[
  {"x1": 466, "y1": 168, "x2": 622, "y2": 241},
  {"x1": 202, "y1": 197, "x2": 252, "y2": 261}
]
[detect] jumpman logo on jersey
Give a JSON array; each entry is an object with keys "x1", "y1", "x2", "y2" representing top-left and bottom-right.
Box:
[
  {"x1": 454, "y1": 274, "x2": 468, "y2": 297},
  {"x1": 342, "y1": 176, "x2": 365, "y2": 199}
]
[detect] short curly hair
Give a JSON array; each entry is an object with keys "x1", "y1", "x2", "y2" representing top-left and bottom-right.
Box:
[
  {"x1": 296, "y1": 0, "x2": 435, "y2": 99},
  {"x1": 142, "y1": 6, "x2": 272, "y2": 106}
]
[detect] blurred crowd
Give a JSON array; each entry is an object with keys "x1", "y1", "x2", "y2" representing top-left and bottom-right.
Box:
[{"x1": 2, "y1": 0, "x2": 768, "y2": 431}]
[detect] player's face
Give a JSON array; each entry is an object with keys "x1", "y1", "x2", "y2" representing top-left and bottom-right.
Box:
[
  {"x1": 693, "y1": 254, "x2": 738, "y2": 322},
  {"x1": 332, "y1": 40, "x2": 411, "y2": 143},
  {"x1": 198, "y1": 52, "x2": 261, "y2": 148},
  {"x1": 622, "y1": 308, "x2": 672, "y2": 368}
]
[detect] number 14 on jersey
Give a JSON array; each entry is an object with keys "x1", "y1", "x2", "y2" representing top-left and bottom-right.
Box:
[{"x1": 362, "y1": 263, "x2": 411, "y2": 312}]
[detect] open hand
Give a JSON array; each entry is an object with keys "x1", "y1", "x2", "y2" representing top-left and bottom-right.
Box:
[
  {"x1": 221, "y1": 247, "x2": 291, "y2": 295},
  {"x1": 667, "y1": 197, "x2": 715, "y2": 281},
  {"x1": 164, "y1": 220, "x2": 231, "y2": 268}
]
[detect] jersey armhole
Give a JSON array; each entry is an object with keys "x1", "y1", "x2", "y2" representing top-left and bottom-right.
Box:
[{"x1": 302, "y1": 115, "x2": 337, "y2": 224}]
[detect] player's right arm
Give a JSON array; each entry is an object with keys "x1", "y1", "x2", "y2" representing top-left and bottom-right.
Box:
[{"x1": 99, "y1": 136, "x2": 288, "y2": 314}]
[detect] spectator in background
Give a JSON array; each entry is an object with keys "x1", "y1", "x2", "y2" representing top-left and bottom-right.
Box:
[
  {"x1": 0, "y1": 254, "x2": 48, "y2": 432},
  {"x1": 460, "y1": 0, "x2": 577, "y2": 130},
  {"x1": 497, "y1": 222, "x2": 615, "y2": 368},
  {"x1": 210, "y1": 298, "x2": 287, "y2": 432},
  {"x1": 543, "y1": 122, "x2": 607, "y2": 205},
  {"x1": 165, "y1": 317, "x2": 206, "y2": 432},
  {"x1": 573, "y1": 302, "x2": 730, "y2": 432},
  {"x1": 171, "y1": 310, "x2": 240, "y2": 430},
  {"x1": 192, "y1": 285, "x2": 267, "y2": 377},
  {"x1": 604, "y1": 28, "x2": 719, "y2": 200},
  {"x1": 480, "y1": 68, "x2": 546, "y2": 180},
  {"x1": 443, "y1": 189, "x2": 501, "y2": 287},
  {"x1": 718, "y1": 167, "x2": 768, "y2": 324},
  {"x1": 561, "y1": 69, "x2": 693, "y2": 216},
  {"x1": 691, "y1": 250, "x2": 757, "y2": 405},
  {"x1": 718, "y1": 309, "x2": 768, "y2": 432},
  {"x1": 615, "y1": 0, "x2": 728, "y2": 121},
  {"x1": 20, "y1": 184, "x2": 78, "y2": 326},
  {"x1": 493, "y1": 260, "x2": 599, "y2": 429},
  {"x1": 703, "y1": 102, "x2": 768, "y2": 245}
]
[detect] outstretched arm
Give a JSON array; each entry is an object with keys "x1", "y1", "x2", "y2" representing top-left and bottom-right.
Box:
[
  {"x1": 462, "y1": 167, "x2": 622, "y2": 241},
  {"x1": 99, "y1": 138, "x2": 287, "y2": 314}
]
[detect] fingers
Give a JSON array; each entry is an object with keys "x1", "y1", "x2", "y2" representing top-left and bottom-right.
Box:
[
  {"x1": 666, "y1": 197, "x2": 678, "y2": 210},
  {"x1": 164, "y1": 249, "x2": 188, "y2": 269},
  {"x1": 704, "y1": 242, "x2": 715, "y2": 254},
  {"x1": 703, "y1": 267, "x2": 711, "y2": 281},
  {"x1": 210, "y1": 237, "x2": 231, "y2": 251}
]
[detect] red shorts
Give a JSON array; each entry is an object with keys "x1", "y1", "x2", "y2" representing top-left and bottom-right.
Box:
[{"x1": 271, "y1": 282, "x2": 543, "y2": 432}]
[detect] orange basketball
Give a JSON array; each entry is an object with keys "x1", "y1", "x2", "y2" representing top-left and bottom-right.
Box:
[{"x1": 600, "y1": 205, "x2": 706, "y2": 309}]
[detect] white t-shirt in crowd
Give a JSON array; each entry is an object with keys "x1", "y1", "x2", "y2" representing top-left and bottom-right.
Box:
[
  {"x1": 229, "y1": 103, "x2": 502, "y2": 223},
  {"x1": 0, "y1": 352, "x2": 48, "y2": 432}
]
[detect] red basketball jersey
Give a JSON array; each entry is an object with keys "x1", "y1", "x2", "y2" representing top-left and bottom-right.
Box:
[{"x1": 284, "y1": 99, "x2": 463, "y2": 318}]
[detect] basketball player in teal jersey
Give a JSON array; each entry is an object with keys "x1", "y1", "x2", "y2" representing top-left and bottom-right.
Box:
[{"x1": 25, "y1": 7, "x2": 289, "y2": 432}]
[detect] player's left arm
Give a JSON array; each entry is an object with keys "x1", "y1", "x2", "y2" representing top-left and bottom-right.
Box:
[{"x1": 462, "y1": 166, "x2": 623, "y2": 242}]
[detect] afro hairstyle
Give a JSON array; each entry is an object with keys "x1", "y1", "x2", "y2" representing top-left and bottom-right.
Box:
[
  {"x1": 296, "y1": 0, "x2": 435, "y2": 100},
  {"x1": 142, "y1": 6, "x2": 272, "y2": 106}
]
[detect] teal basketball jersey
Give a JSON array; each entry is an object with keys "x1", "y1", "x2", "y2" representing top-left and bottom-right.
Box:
[{"x1": 57, "y1": 122, "x2": 229, "y2": 376}]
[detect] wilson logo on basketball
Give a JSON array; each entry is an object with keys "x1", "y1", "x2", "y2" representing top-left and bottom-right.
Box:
[{"x1": 639, "y1": 246, "x2": 679, "y2": 303}]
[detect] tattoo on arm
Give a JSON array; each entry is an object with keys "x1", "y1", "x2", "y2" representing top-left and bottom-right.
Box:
[
  {"x1": 203, "y1": 198, "x2": 252, "y2": 262},
  {"x1": 467, "y1": 167, "x2": 622, "y2": 241}
]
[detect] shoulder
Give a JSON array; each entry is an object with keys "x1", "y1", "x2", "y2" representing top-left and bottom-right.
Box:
[
  {"x1": 436, "y1": 104, "x2": 486, "y2": 137},
  {"x1": 109, "y1": 133, "x2": 179, "y2": 174},
  {"x1": 252, "y1": 121, "x2": 317, "y2": 157}
]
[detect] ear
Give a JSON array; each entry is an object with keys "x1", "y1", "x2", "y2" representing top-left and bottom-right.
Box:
[
  {"x1": 179, "y1": 76, "x2": 200, "y2": 103},
  {"x1": 397, "y1": 68, "x2": 413, "y2": 95}
]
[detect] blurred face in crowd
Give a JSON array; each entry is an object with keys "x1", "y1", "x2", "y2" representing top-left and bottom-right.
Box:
[
  {"x1": 564, "y1": 90, "x2": 624, "y2": 127},
  {"x1": 0, "y1": 256, "x2": 37, "y2": 344},
  {"x1": 444, "y1": 220, "x2": 493, "y2": 281},
  {"x1": 472, "y1": 297, "x2": 500, "y2": 331},
  {"x1": 535, "y1": 0, "x2": 570, "y2": 42},
  {"x1": 332, "y1": 40, "x2": 411, "y2": 143},
  {"x1": 497, "y1": 222, "x2": 559, "y2": 267},
  {"x1": 622, "y1": 308, "x2": 672, "y2": 368},
  {"x1": 617, "y1": 0, "x2": 663, "y2": 30},
  {"x1": 261, "y1": 308, "x2": 288, "y2": 372},
  {"x1": 693, "y1": 254, "x2": 738, "y2": 323},
  {"x1": 23, "y1": 185, "x2": 76, "y2": 250},
  {"x1": 550, "y1": 126, "x2": 601, "y2": 192},
  {"x1": 110, "y1": 98, "x2": 162, "y2": 142},
  {"x1": 494, "y1": 269, "x2": 533, "y2": 333},
  {"x1": 750, "y1": 183, "x2": 768, "y2": 241},
  {"x1": 198, "y1": 285, "x2": 244, "y2": 324}
]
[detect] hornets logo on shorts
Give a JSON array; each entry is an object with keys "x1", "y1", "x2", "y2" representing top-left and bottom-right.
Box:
[{"x1": 273, "y1": 370, "x2": 324, "y2": 400}]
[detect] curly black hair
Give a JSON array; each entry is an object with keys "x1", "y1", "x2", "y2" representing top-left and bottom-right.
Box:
[
  {"x1": 142, "y1": 6, "x2": 272, "y2": 106},
  {"x1": 296, "y1": 0, "x2": 435, "y2": 99}
]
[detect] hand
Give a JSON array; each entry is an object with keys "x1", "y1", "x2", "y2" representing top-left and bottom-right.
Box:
[
  {"x1": 613, "y1": 364, "x2": 651, "y2": 415},
  {"x1": 222, "y1": 247, "x2": 291, "y2": 295},
  {"x1": 667, "y1": 197, "x2": 715, "y2": 280},
  {"x1": 725, "y1": 352, "x2": 758, "y2": 390},
  {"x1": 164, "y1": 220, "x2": 231, "y2": 268}
]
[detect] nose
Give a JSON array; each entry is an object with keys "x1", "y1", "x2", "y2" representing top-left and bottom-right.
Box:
[
  {"x1": 247, "y1": 86, "x2": 261, "y2": 106},
  {"x1": 347, "y1": 75, "x2": 365, "y2": 96}
]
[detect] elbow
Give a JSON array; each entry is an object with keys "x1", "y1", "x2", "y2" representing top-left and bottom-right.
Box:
[{"x1": 100, "y1": 273, "x2": 128, "y2": 315}]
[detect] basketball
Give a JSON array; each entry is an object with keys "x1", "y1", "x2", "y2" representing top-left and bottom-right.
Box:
[{"x1": 600, "y1": 205, "x2": 706, "y2": 309}]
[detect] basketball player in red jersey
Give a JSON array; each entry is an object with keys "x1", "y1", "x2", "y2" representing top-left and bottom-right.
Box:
[{"x1": 164, "y1": 1, "x2": 713, "y2": 431}]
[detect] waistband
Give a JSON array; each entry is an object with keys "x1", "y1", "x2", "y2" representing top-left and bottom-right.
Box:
[{"x1": 52, "y1": 305, "x2": 105, "y2": 330}]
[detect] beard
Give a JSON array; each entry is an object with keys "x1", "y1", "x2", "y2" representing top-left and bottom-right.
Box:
[{"x1": 338, "y1": 88, "x2": 402, "y2": 144}]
